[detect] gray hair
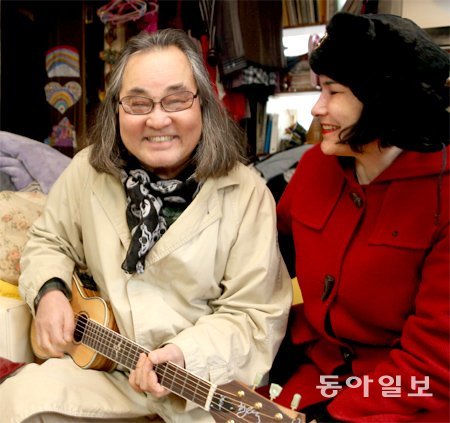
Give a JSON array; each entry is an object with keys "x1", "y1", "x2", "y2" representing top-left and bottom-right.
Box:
[{"x1": 88, "y1": 29, "x2": 246, "y2": 180}]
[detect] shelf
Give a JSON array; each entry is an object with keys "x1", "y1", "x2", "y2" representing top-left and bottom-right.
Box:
[
  {"x1": 266, "y1": 91, "x2": 321, "y2": 140},
  {"x1": 283, "y1": 24, "x2": 326, "y2": 57}
]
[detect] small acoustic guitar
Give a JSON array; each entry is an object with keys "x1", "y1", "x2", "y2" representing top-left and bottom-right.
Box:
[{"x1": 31, "y1": 273, "x2": 302, "y2": 423}]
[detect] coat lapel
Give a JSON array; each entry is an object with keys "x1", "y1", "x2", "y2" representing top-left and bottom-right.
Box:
[
  {"x1": 92, "y1": 172, "x2": 131, "y2": 250},
  {"x1": 146, "y1": 177, "x2": 226, "y2": 264},
  {"x1": 292, "y1": 150, "x2": 347, "y2": 230}
]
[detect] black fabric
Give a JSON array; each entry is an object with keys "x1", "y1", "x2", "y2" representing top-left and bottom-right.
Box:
[
  {"x1": 302, "y1": 401, "x2": 337, "y2": 423},
  {"x1": 121, "y1": 164, "x2": 199, "y2": 274},
  {"x1": 310, "y1": 12, "x2": 449, "y2": 105},
  {"x1": 34, "y1": 278, "x2": 71, "y2": 310},
  {"x1": 269, "y1": 307, "x2": 305, "y2": 386}
]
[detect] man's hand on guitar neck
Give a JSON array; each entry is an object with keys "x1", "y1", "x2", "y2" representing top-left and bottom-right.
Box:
[
  {"x1": 129, "y1": 344, "x2": 185, "y2": 398},
  {"x1": 34, "y1": 290, "x2": 74, "y2": 358}
]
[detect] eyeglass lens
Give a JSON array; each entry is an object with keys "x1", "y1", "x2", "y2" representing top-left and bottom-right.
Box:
[{"x1": 120, "y1": 91, "x2": 196, "y2": 114}]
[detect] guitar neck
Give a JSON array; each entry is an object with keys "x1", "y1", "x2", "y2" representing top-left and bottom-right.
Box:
[{"x1": 77, "y1": 315, "x2": 215, "y2": 410}]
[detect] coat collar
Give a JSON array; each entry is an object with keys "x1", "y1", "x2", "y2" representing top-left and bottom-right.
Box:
[
  {"x1": 375, "y1": 145, "x2": 449, "y2": 182},
  {"x1": 292, "y1": 145, "x2": 449, "y2": 230}
]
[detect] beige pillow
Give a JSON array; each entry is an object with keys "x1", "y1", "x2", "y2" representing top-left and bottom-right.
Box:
[{"x1": 0, "y1": 191, "x2": 46, "y2": 284}]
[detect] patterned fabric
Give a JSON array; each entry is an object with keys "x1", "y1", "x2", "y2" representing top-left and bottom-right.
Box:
[
  {"x1": 121, "y1": 165, "x2": 200, "y2": 274},
  {"x1": 0, "y1": 191, "x2": 46, "y2": 284}
]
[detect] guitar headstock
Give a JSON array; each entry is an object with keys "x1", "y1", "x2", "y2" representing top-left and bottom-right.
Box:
[{"x1": 209, "y1": 380, "x2": 302, "y2": 423}]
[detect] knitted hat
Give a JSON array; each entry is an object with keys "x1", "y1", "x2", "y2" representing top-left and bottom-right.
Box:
[{"x1": 310, "y1": 12, "x2": 449, "y2": 152}]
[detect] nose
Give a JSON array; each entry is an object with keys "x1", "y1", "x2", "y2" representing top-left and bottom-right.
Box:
[
  {"x1": 145, "y1": 103, "x2": 172, "y2": 129},
  {"x1": 311, "y1": 92, "x2": 327, "y2": 117}
]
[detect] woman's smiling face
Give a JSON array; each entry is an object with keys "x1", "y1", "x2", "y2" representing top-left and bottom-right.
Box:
[
  {"x1": 311, "y1": 75, "x2": 364, "y2": 157},
  {"x1": 119, "y1": 46, "x2": 202, "y2": 179}
]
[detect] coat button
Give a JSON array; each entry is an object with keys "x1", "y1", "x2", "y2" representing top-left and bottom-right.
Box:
[
  {"x1": 341, "y1": 347, "x2": 355, "y2": 363},
  {"x1": 349, "y1": 192, "x2": 363, "y2": 208},
  {"x1": 321, "y1": 274, "x2": 335, "y2": 301}
]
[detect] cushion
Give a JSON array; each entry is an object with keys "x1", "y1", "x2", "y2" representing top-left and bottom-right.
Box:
[
  {"x1": 0, "y1": 279, "x2": 21, "y2": 300},
  {"x1": 0, "y1": 295, "x2": 33, "y2": 363},
  {"x1": 0, "y1": 191, "x2": 46, "y2": 284},
  {"x1": 0, "y1": 356, "x2": 25, "y2": 383}
]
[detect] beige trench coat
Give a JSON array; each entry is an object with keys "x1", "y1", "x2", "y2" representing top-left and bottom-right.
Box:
[{"x1": 1, "y1": 147, "x2": 292, "y2": 422}]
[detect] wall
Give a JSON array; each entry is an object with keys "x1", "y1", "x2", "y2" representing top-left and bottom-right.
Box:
[
  {"x1": 401, "y1": 0, "x2": 450, "y2": 28},
  {"x1": 0, "y1": 1, "x2": 105, "y2": 149}
]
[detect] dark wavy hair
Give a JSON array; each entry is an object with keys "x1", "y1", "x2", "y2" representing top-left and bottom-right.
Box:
[
  {"x1": 87, "y1": 29, "x2": 246, "y2": 180},
  {"x1": 310, "y1": 12, "x2": 450, "y2": 153}
]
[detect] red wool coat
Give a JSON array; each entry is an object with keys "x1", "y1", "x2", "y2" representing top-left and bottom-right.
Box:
[{"x1": 276, "y1": 145, "x2": 450, "y2": 422}]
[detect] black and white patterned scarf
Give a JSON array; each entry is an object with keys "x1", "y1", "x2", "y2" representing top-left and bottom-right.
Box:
[{"x1": 121, "y1": 164, "x2": 200, "y2": 274}]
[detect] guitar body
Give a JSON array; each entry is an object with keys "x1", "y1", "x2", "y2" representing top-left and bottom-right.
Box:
[{"x1": 31, "y1": 273, "x2": 117, "y2": 372}]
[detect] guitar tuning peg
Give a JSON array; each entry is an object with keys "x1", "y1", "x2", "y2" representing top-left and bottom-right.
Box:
[
  {"x1": 252, "y1": 373, "x2": 263, "y2": 390},
  {"x1": 269, "y1": 383, "x2": 283, "y2": 401},
  {"x1": 290, "y1": 393, "x2": 301, "y2": 410}
]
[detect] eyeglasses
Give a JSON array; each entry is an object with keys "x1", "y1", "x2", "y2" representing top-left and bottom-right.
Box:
[{"x1": 119, "y1": 91, "x2": 198, "y2": 115}]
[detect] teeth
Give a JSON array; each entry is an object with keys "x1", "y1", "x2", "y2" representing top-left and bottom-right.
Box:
[
  {"x1": 145, "y1": 136, "x2": 173, "y2": 142},
  {"x1": 322, "y1": 125, "x2": 339, "y2": 131}
]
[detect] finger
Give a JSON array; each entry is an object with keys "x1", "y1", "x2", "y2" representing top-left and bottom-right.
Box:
[
  {"x1": 145, "y1": 353, "x2": 170, "y2": 396},
  {"x1": 133, "y1": 353, "x2": 148, "y2": 387},
  {"x1": 47, "y1": 329, "x2": 67, "y2": 357},
  {"x1": 128, "y1": 370, "x2": 143, "y2": 393},
  {"x1": 62, "y1": 312, "x2": 75, "y2": 344},
  {"x1": 36, "y1": 322, "x2": 61, "y2": 357},
  {"x1": 136, "y1": 352, "x2": 147, "y2": 368},
  {"x1": 147, "y1": 350, "x2": 161, "y2": 365}
]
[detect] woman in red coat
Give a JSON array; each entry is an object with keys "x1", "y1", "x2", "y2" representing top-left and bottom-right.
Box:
[{"x1": 273, "y1": 12, "x2": 449, "y2": 422}]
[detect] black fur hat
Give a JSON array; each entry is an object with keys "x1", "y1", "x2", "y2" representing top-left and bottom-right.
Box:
[{"x1": 309, "y1": 12, "x2": 449, "y2": 152}]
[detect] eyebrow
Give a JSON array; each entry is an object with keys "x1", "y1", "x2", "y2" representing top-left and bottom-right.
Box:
[{"x1": 125, "y1": 83, "x2": 189, "y2": 96}]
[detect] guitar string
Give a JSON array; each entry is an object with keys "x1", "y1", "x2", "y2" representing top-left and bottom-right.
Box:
[
  {"x1": 75, "y1": 317, "x2": 290, "y2": 422},
  {"x1": 74, "y1": 316, "x2": 212, "y2": 399},
  {"x1": 74, "y1": 315, "x2": 290, "y2": 422},
  {"x1": 74, "y1": 320, "x2": 262, "y2": 419},
  {"x1": 75, "y1": 318, "x2": 290, "y2": 422}
]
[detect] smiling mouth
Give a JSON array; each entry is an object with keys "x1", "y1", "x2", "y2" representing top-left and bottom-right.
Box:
[
  {"x1": 321, "y1": 124, "x2": 340, "y2": 134},
  {"x1": 144, "y1": 136, "x2": 174, "y2": 143}
]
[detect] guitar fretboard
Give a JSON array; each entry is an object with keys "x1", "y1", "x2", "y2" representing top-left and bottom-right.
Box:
[{"x1": 75, "y1": 314, "x2": 216, "y2": 410}]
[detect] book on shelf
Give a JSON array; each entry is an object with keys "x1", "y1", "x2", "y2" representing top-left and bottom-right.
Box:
[
  {"x1": 263, "y1": 115, "x2": 273, "y2": 155},
  {"x1": 285, "y1": 0, "x2": 298, "y2": 27},
  {"x1": 295, "y1": 0, "x2": 304, "y2": 25},
  {"x1": 285, "y1": 53, "x2": 317, "y2": 92},
  {"x1": 282, "y1": 0, "x2": 338, "y2": 27},
  {"x1": 282, "y1": 0, "x2": 291, "y2": 27},
  {"x1": 326, "y1": 0, "x2": 337, "y2": 21},
  {"x1": 260, "y1": 113, "x2": 281, "y2": 155},
  {"x1": 269, "y1": 114, "x2": 280, "y2": 154},
  {"x1": 297, "y1": 0, "x2": 309, "y2": 25},
  {"x1": 256, "y1": 102, "x2": 268, "y2": 156},
  {"x1": 307, "y1": 0, "x2": 317, "y2": 24},
  {"x1": 341, "y1": 0, "x2": 364, "y2": 14},
  {"x1": 316, "y1": 0, "x2": 327, "y2": 23}
]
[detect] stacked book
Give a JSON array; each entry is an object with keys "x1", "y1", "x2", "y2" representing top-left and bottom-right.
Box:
[{"x1": 282, "y1": 0, "x2": 337, "y2": 27}]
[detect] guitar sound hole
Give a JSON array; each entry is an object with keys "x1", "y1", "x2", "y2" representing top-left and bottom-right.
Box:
[{"x1": 74, "y1": 313, "x2": 88, "y2": 343}]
